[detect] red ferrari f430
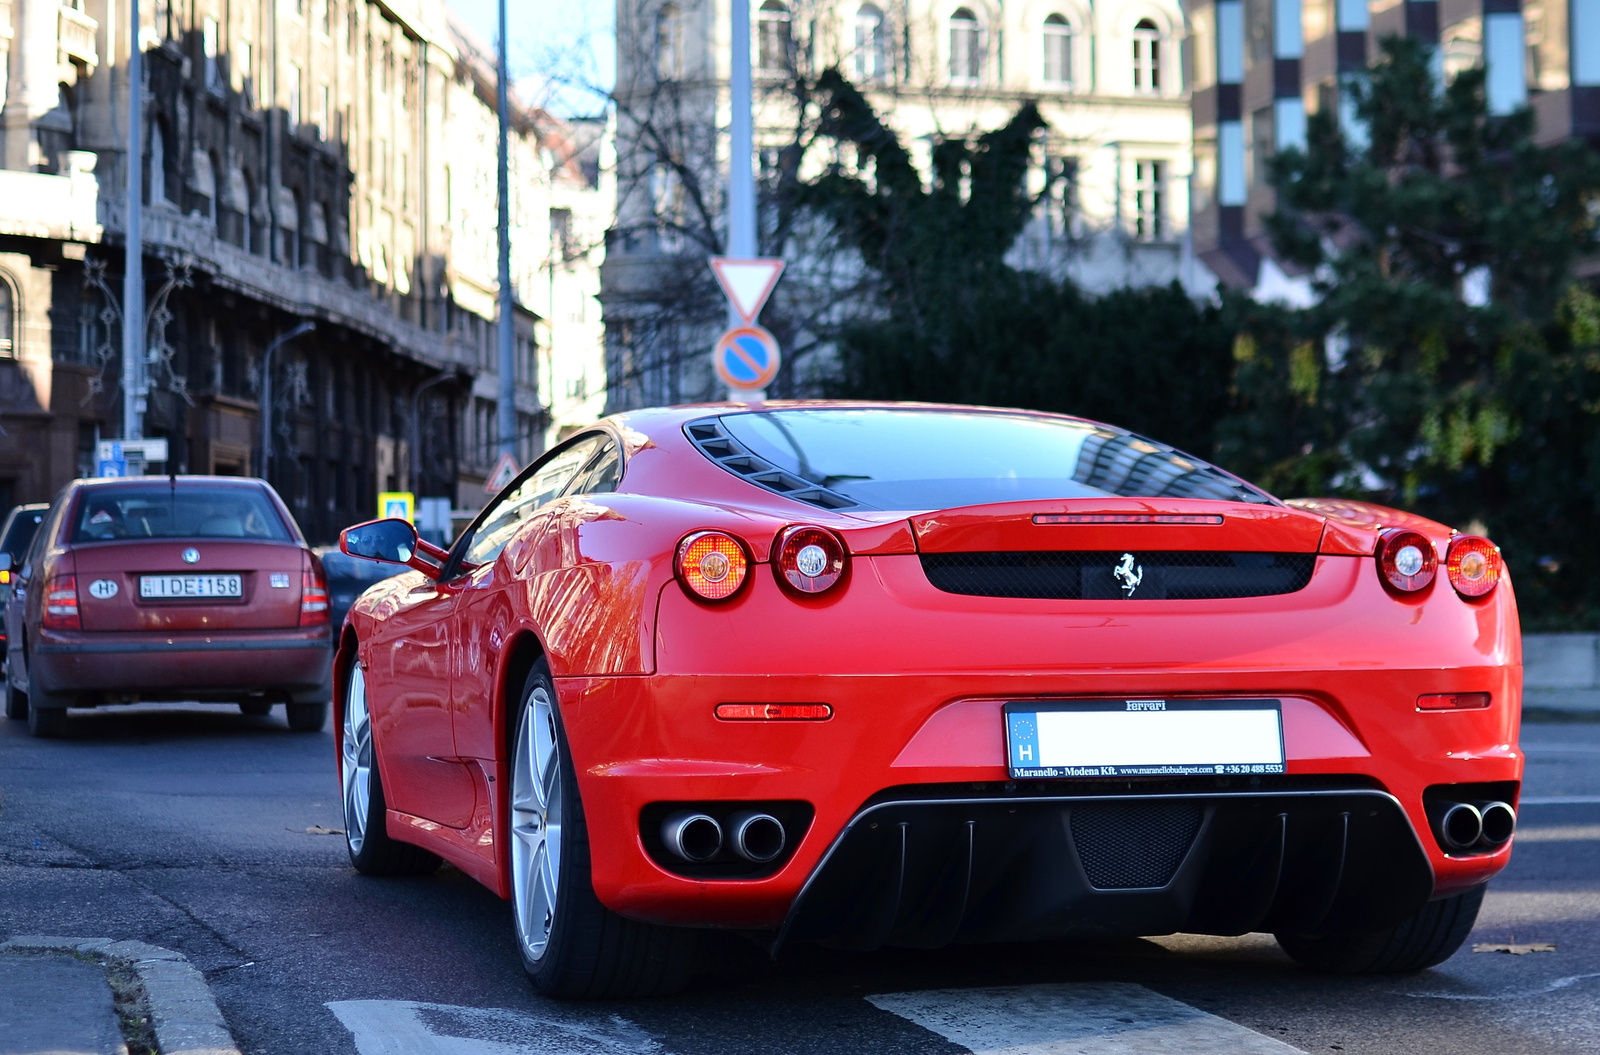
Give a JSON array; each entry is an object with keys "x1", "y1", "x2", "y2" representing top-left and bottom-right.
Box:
[{"x1": 333, "y1": 403, "x2": 1520, "y2": 997}]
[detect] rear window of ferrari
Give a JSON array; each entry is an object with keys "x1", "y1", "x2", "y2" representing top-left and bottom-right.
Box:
[
  {"x1": 703, "y1": 409, "x2": 1275, "y2": 510},
  {"x1": 70, "y1": 486, "x2": 293, "y2": 543}
]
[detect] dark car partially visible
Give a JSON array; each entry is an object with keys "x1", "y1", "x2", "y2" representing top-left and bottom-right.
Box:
[
  {"x1": 0, "y1": 504, "x2": 48, "y2": 666},
  {"x1": 314, "y1": 546, "x2": 403, "y2": 629}
]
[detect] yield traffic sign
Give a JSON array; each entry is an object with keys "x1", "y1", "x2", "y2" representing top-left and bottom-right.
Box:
[
  {"x1": 713, "y1": 325, "x2": 781, "y2": 391},
  {"x1": 710, "y1": 258, "x2": 784, "y2": 323}
]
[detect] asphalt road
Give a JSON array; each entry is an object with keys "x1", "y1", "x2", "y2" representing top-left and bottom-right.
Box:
[{"x1": 1, "y1": 704, "x2": 1596, "y2": 1055}]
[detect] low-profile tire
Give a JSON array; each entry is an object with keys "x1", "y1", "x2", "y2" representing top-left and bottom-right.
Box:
[
  {"x1": 1276, "y1": 884, "x2": 1486, "y2": 974},
  {"x1": 286, "y1": 700, "x2": 328, "y2": 732},
  {"x1": 510, "y1": 660, "x2": 697, "y2": 999},
  {"x1": 238, "y1": 699, "x2": 272, "y2": 717},
  {"x1": 4, "y1": 661, "x2": 26, "y2": 721},
  {"x1": 340, "y1": 662, "x2": 440, "y2": 876}
]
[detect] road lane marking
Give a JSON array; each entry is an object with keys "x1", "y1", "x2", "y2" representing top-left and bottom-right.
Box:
[
  {"x1": 1406, "y1": 972, "x2": 1600, "y2": 1001},
  {"x1": 1519, "y1": 796, "x2": 1600, "y2": 805},
  {"x1": 326, "y1": 1000, "x2": 661, "y2": 1055},
  {"x1": 868, "y1": 982, "x2": 1306, "y2": 1054},
  {"x1": 1514, "y1": 824, "x2": 1600, "y2": 841}
]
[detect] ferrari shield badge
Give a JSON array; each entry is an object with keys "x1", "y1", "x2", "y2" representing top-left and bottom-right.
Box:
[{"x1": 1113, "y1": 553, "x2": 1143, "y2": 596}]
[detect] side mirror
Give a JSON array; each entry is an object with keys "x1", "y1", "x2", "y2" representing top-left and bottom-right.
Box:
[{"x1": 342, "y1": 519, "x2": 420, "y2": 565}]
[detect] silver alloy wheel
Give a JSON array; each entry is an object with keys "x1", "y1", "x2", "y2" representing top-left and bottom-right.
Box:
[
  {"x1": 341, "y1": 665, "x2": 373, "y2": 855},
  {"x1": 511, "y1": 683, "x2": 562, "y2": 962}
]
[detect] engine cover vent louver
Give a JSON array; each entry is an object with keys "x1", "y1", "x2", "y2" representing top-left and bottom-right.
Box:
[
  {"x1": 685, "y1": 418, "x2": 862, "y2": 510},
  {"x1": 921, "y1": 551, "x2": 1317, "y2": 600}
]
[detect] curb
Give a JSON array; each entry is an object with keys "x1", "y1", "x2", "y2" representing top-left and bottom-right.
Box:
[{"x1": 0, "y1": 935, "x2": 243, "y2": 1055}]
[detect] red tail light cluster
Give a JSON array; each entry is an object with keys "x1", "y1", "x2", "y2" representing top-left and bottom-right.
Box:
[
  {"x1": 1446, "y1": 535, "x2": 1502, "y2": 598},
  {"x1": 774, "y1": 526, "x2": 847, "y2": 594},
  {"x1": 42, "y1": 574, "x2": 80, "y2": 630},
  {"x1": 1376, "y1": 530, "x2": 1437, "y2": 592},
  {"x1": 300, "y1": 553, "x2": 330, "y2": 627},
  {"x1": 676, "y1": 531, "x2": 750, "y2": 601}
]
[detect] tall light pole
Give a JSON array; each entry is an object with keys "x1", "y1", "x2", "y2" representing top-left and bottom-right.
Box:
[
  {"x1": 495, "y1": 0, "x2": 516, "y2": 460},
  {"x1": 727, "y1": 0, "x2": 756, "y2": 269},
  {"x1": 123, "y1": 0, "x2": 145, "y2": 441}
]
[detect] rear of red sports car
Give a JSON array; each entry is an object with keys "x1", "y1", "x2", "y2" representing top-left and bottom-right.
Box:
[{"x1": 558, "y1": 406, "x2": 1520, "y2": 971}]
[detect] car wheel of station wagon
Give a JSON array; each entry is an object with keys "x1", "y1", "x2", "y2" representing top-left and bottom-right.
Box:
[
  {"x1": 511, "y1": 660, "x2": 696, "y2": 999},
  {"x1": 1275, "y1": 884, "x2": 1486, "y2": 974},
  {"x1": 341, "y1": 662, "x2": 440, "y2": 877},
  {"x1": 286, "y1": 701, "x2": 328, "y2": 732}
]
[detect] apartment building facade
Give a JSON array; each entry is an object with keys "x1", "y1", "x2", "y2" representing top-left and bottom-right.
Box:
[
  {"x1": 604, "y1": 0, "x2": 1207, "y2": 410},
  {"x1": 0, "y1": 0, "x2": 608, "y2": 539}
]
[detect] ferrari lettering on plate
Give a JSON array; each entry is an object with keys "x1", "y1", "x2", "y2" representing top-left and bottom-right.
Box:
[
  {"x1": 139, "y1": 574, "x2": 243, "y2": 599},
  {"x1": 1005, "y1": 699, "x2": 1285, "y2": 779}
]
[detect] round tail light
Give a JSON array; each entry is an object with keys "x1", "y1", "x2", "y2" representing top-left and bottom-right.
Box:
[
  {"x1": 676, "y1": 531, "x2": 749, "y2": 601},
  {"x1": 1447, "y1": 535, "x2": 1502, "y2": 598},
  {"x1": 774, "y1": 525, "x2": 847, "y2": 594},
  {"x1": 1377, "y1": 529, "x2": 1437, "y2": 592}
]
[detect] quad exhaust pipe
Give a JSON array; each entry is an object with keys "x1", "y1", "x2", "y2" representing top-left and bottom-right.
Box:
[
  {"x1": 660, "y1": 808, "x2": 788, "y2": 863},
  {"x1": 1437, "y1": 800, "x2": 1516, "y2": 852}
]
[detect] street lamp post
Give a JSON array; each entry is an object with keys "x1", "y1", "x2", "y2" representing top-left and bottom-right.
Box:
[
  {"x1": 124, "y1": 0, "x2": 145, "y2": 440},
  {"x1": 257, "y1": 320, "x2": 316, "y2": 480},
  {"x1": 495, "y1": 0, "x2": 516, "y2": 460}
]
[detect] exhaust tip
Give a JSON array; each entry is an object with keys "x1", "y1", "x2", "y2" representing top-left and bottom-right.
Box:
[
  {"x1": 728, "y1": 810, "x2": 786, "y2": 863},
  {"x1": 1479, "y1": 801, "x2": 1516, "y2": 846},
  {"x1": 1439, "y1": 802, "x2": 1484, "y2": 851},
  {"x1": 661, "y1": 811, "x2": 722, "y2": 862}
]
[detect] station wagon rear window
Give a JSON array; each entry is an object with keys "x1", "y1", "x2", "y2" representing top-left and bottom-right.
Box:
[
  {"x1": 71, "y1": 487, "x2": 292, "y2": 543},
  {"x1": 706, "y1": 409, "x2": 1275, "y2": 510}
]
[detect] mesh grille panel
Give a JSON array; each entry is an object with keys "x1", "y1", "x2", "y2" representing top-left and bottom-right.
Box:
[
  {"x1": 1070, "y1": 802, "x2": 1203, "y2": 889},
  {"x1": 920, "y1": 551, "x2": 1316, "y2": 600}
]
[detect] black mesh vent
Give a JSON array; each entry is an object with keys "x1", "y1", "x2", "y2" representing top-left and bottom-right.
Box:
[
  {"x1": 684, "y1": 418, "x2": 862, "y2": 511},
  {"x1": 920, "y1": 551, "x2": 1316, "y2": 600},
  {"x1": 1070, "y1": 802, "x2": 1203, "y2": 889}
]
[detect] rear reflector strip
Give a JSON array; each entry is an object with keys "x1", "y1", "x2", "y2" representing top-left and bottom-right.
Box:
[
  {"x1": 715, "y1": 703, "x2": 833, "y2": 721},
  {"x1": 1417, "y1": 693, "x2": 1491, "y2": 711}
]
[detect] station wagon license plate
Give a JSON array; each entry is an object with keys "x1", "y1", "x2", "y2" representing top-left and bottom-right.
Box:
[
  {"x1": 139, "y1": 574, "x2": 243, "y2": 599},
  {"x1": 1003, "y1": 699, "x2": 1285, "y2": 779}
]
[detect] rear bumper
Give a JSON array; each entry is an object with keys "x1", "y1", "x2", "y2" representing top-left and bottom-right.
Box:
[
  {"x1": 32, "y1": 628, "x2": 332, "y2": 702},
  {"x1": 777, "y1": 787, "x2": 1432, "y2": 951}
]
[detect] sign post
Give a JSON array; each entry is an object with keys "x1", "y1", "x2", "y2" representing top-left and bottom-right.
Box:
[{"x1": 710, "y1": 257, "x2": 785, "y2": 399}]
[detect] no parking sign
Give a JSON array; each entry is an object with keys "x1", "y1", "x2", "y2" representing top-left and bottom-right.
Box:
[{"x1": 713, "y1": 325, "x2": 781, "y2": 391}]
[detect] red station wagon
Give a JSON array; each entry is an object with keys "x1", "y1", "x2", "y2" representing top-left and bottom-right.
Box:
[{"x1": 2, "y1": 476, "x2": 333, "y2": 736}]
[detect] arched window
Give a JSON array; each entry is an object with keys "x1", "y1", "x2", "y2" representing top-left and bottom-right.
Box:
[
  {"x1": 758, "y1": 1, "x2": 792, "y2": 75},
  {"x1": 0, "y1": 275, "x2": 15, "y2": 360},
  {"x1": 854, "y1": 4, "x2": 888, "y2": 82},
  {"x1": 950, "y1": 8, "x2": 981, "y2": 84},
  {"x1": 1043, "y1": 13, "x2": 1072, "y2": 86},
  {"x1": 655, "y1": 3, "x2": 682, "y2": 80},
  {"x1": 1133, "y1": 18, "x2": 1161, "y2": 93}
]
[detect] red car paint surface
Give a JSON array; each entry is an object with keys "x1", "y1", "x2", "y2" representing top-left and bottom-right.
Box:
[
  {"x1": 9, "y1": 477, "x2": 332, "y2": 708},
  {"x1": 336, "y1": 403, "x2": 1521, "y2": 942}
]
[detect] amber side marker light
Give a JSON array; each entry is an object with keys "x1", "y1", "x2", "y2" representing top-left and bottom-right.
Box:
[
  {"x1": 676, "y1": 531, "x2": 750, "y2": 601},
  {"x1": 1418, "y1": 692, "x2": 1492, "y2": 711},
  {"x1": 715, "y1": 703, "x2": 833, "y2": 721},
  {"x1": 1447, "y1": 535, "x2": 1503, "y2": 598},
  {"x1": 1377, "y1": 529, "x2": 1438, "y2": 592}
]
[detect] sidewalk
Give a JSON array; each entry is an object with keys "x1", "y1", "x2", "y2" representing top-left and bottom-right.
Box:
[{"x1": 0, "y1": 953, "x2": 126, "y2": 1055}]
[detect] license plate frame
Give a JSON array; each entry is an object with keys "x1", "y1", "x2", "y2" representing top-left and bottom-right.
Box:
[
  {"x1": 1003, "y1": 698, "x2": 1286, "y2": 779},
  {"x1": 139, "y1": 573, "x2": 244, "y2": 600}
]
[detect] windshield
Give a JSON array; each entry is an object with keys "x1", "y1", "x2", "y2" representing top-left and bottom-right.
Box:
[
  {"x1": 711, "y1": 409, "x2": 1274, "y2": 510},
  {"x1": 71, "y1": 486, "x2": 292, "y2": 543}
]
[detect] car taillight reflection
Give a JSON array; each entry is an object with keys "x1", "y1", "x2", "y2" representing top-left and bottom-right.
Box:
[{"x1": 43, "y1": 574, "x2": 80, "y2": 630}]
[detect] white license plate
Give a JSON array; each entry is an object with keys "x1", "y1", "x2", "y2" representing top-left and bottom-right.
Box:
[
  {"x1": 1004, "y1": 699, "x2": 1285, "y2": 779},
  {"x1": 139, "y1": 574, "x2": 243, "y2": 599}
]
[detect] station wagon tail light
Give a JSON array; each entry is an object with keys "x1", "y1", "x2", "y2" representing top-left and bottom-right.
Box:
[
  {"x1": 774, "y1": 525, "x2": 847, "y2": 595},
  {"x1": 300, "y1": 554, "x2": 330, "y2": 626},
  {"x1": 43, "y1": 574, "x2": 80, "y2": 630},
  {"x1": 1376, "y1": 530, "x2": 1437, "y2": 592},
  {"x1": 1446, "y1": 535, "x2": 1502, "y2": 598},
  {"x1": 676, "y1": 531, "x2": 749, "y2": 601}
]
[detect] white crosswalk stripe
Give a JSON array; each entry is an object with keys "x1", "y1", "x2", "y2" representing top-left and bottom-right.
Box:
[
  {"x1": 868, "y1": 982, "x2": 1307, "y2": 1054},
  {"x1": 326, "y1": 1000, "x2": 662, "y2": 1055}
]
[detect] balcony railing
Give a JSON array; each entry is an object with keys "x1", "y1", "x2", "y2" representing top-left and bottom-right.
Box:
[{"x1": 59, "y1": 4, "x2": 98, "y2": 70}]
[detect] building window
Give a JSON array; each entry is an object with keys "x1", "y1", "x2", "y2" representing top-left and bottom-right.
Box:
[
  {"x1": 203, "y1": 17, "x2": 221, "y2": 91},
  {"x1": 1275, "y1": 96, "x2": 1306, "y2": 151},
  {"x1": 149, "y1": 123, "x2": 168, "y2": 203},
  {"x1": 656, "y1": 3, "x2": 683, "y2": 80},
  {"x1": 758, "y1": 1, "x2": 792, "y2": 75},
  {"x1": 237, "y1": 40, "x2": 253, "y2": 98},
  {"x1": 317, "y1": 83, "x2": 330, "y2": 137},
  {"x1": 1132, "y1": 19, "x2": 1161, "y2": 93},
  {"x1": 1217, "y1": 0, "x2": 1242, "y2": 83},
  {"x1": 1485, "y1": 13, "x2": 1527, "y2": 114},
  {"x1": 321, "y1": 0, "x2": 334, "y2": 36},
  {"x1": 0, "y1": 277, "x2": 14, "y2": 360},
  {"x1": 288, "y1": 63, "x2": 302, "y2": 130},
  {"x1": 1218, "y1": 120, "x2": 1246, "y2": 205},
  {"x1": 1042, "y1": 14, "x2": 1072, "y2": 86},
  {"x1": 1336, "y1": 0, "x2": 1368, "y2": 31},
  {"x1": 854, "y1": 4, "x2": 887, "y2": 82},
  {"x1": 1274, "y1": 0, "x2": 1303, "y2": 59},
  {"x1": 950, "y1": 8, "x2": 981, "y2": 84},
  {"x1": 1133, "y1": 160, "x2": 1165, "y2": 240}
]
